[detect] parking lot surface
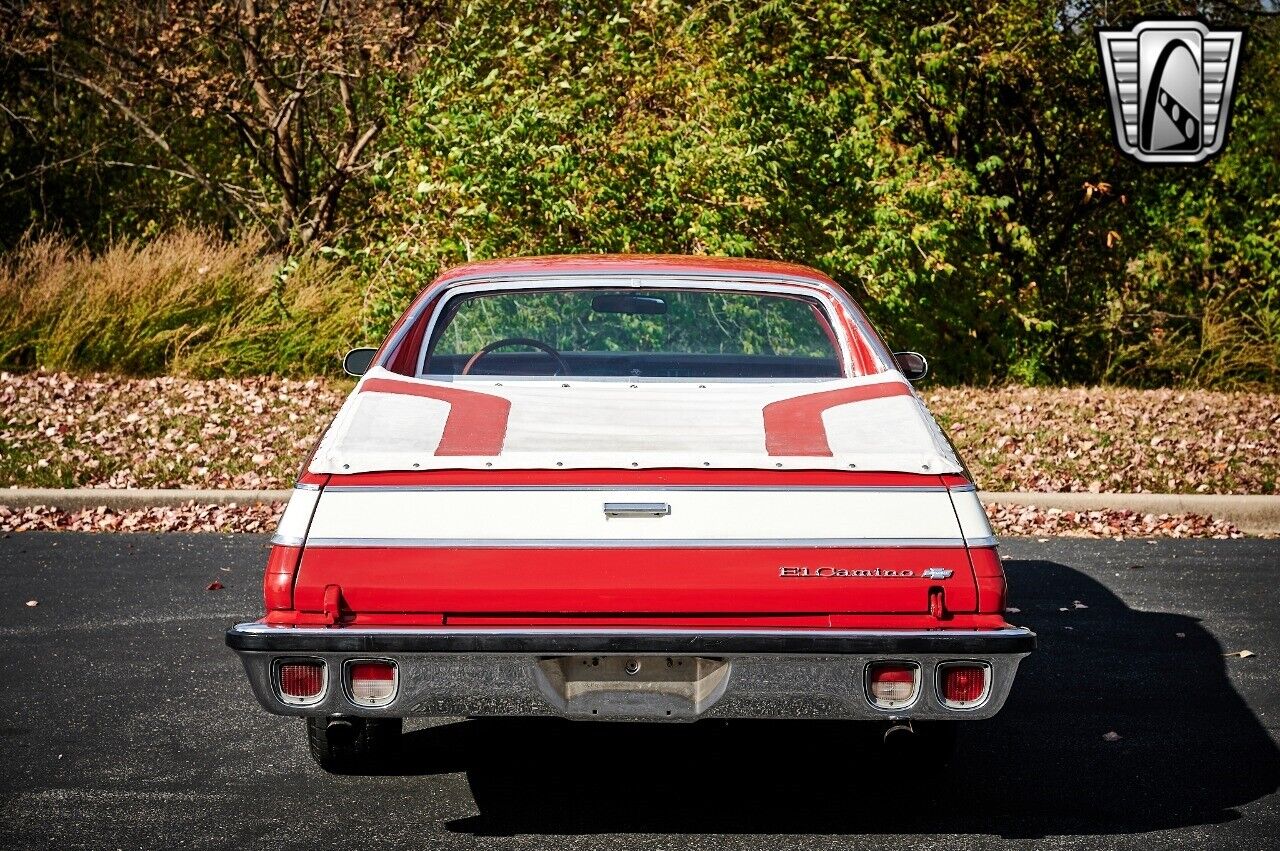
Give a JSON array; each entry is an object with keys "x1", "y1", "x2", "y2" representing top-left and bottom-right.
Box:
[{"x1": 1, "y1": 533, "x2": 1278, "y2": 849}]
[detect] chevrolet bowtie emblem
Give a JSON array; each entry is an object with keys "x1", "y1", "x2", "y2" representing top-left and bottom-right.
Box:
[{"x1": 1096, "y1": 18, "x2": 1244, "y2": 164}]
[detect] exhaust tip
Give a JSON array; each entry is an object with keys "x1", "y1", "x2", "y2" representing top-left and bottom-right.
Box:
[
  {"x1": 882, "y1": 720, "x2": 915, "y2": 743},
  {"x1": 325, "y1": 716, "x2": 361, "y2": 747}
]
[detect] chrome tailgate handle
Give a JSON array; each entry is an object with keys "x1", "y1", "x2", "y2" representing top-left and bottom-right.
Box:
[{"x1": 603, "y1": 502, "x2": 671, "y2": 518}]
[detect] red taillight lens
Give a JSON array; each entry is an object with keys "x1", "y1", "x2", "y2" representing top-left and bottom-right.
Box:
[
  {"x1": 263, "y1": 545, "x2": 302, "y2": 611},
  {"x1": 867, "y1": 663, "x2": 919, "y2": 709},
  {"x1": 940, "y1": 664, "x2": 989, "y2": 708},
  {"x1": 278, "y1": 660, "x2": 325, "y2": 704},
  {"x1": 349, "y1": 661, "x2": 397, "y2": 707}
]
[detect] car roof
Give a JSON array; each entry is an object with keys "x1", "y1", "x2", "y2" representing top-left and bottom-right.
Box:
[{"x1": 432, "y1": 254, "x2": 841, "y2": 290}]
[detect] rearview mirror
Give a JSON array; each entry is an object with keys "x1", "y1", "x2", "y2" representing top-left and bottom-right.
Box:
[
  {"x1": 893, "y1": 351, "x2": 929, "y2": 382},
  {"x1": 591, "y1": 294, "x2": 668, "y2": 315},
  {"x1": 342, "y1": 347, "x2": 377, "y2": 377}
]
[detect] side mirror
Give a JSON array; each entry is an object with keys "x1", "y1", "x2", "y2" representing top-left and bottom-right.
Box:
[
  {"x1": 893, "y1": 351, "x2": 929, "y2": 382},
  {"x1": 342, "y1": 347, "x2": 377, "y2": 377}
]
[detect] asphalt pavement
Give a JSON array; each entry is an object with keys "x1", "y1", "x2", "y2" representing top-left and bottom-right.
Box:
[{"x1": 1, "y1": 533, "x2": 1278, "y2": 850}]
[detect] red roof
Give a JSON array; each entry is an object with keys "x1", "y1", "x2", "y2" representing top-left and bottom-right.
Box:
[{"x1": 433, "y1": 254, "x2": 839, "y2": 288}]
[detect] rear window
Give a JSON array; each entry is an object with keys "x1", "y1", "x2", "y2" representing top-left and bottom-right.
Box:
[{"x1": 422, "y1": 288, "x2": 843, "y2": 379}]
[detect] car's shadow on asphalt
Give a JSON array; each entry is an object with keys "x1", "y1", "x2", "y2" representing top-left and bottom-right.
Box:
[{"x1": 381, "y1": 560, "x2": 1280, "y2": 837}]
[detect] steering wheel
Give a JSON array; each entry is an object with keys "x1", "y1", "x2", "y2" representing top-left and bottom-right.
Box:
[{"x1": 461, "y1": 337, "x2": 570, "y2": 376}]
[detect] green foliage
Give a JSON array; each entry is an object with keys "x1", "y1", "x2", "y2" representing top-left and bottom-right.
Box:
[
  {"x1": 1103, "y1": 29, "x2": 1280, "y2": 389},
  {"x1": 3, "y1": 1, "x2": 1278, "y2": 386},
  {"x1": 353, "y1": 0, "x2": 1278, "y2": 386}
]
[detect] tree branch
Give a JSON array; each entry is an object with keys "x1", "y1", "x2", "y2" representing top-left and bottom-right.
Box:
[{"x1": 47, "y1": 67, "x2": 245, "y2": 224}]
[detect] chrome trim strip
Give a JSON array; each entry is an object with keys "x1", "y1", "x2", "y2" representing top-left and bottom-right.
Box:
[
  {"x1": 227, "y1": 622, "x2": 1036, "y2": 660},
  {"x1": 293, "y1": 482, "x2": 322, "y2": 492},
  {"x1": 321, "y1": 484, "x2": 956, "y2": 494},
  {"x1": 950, "y1": 483, "x2": 977, "y2": 493},
  {"x1": 299, "y1": 536, "x2": 970, "y2": 549},
  {"x1": 435, "y1": 269, "x2": 844, "y2": 289},
  {"x1": 270, "y1": 533, "x2": 306, "y2": 547},
  {"x1": 964, "y1": 535, "x2": 999, "y2": 548}
]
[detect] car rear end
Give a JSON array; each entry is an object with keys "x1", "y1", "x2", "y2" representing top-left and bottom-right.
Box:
[{"x1": 228, "y1": 470, "x2": 1031, "y2": 723}]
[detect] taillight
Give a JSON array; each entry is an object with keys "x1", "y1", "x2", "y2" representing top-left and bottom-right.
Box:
[
  {"x1": 348, "y1": 660, "x2": 398, "y2": 707},
  {"x1": 277, "y1": 660, "x2": 326, "y2": 705},
  {"x1": 263, "y1": 545, "x2": 302, "y2": 611},
  {"x1": 969, "y1": 547, "x2": 1007, "y2": 613},
  {"x1": 866, "y1": 662, "x2": 919, "y2": 709},
  {"x1": 939, "y1": 663, "x2": 990, "y2": 709}
]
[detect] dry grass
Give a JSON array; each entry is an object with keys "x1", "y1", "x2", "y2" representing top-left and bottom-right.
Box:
[{"x1": 0, "y1": 230, "x2": 366, "y2": 376}]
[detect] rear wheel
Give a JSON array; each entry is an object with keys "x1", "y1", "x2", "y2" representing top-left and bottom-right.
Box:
[{"x1": 306, "y1": 716, "x2": 403, "y2": 773}]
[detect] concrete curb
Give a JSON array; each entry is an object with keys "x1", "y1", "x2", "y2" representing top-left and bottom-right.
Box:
[
  {"x1": 3, "y1": 487, "x2": 1279, "y2": 534},
  {"x1": 981, "y1": 492, "x2": 1280, "y2": 536}
]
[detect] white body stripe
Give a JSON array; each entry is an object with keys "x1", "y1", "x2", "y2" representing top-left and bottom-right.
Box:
[
  {"x1": 304, "y1": 488, "x2": 965, "y2": 545},
  {"x1": 950, "y1": 490, "x2": 996, "y2": 545},
  {"x1": 275, "y1": 487, "x2": 320, "y2": 543}
]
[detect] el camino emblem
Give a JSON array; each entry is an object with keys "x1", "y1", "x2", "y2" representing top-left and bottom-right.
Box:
[{"x1": 779, "y1": 566, "x2": 953, "y2": 579}]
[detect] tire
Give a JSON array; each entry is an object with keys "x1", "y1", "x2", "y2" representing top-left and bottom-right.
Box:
[{"x1": 306, "y1": 716, "x2": 403, "y2": 773}]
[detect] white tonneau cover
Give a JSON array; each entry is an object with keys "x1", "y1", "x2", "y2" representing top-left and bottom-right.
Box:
[{"x1": 308, "y1": 366, "x2": 962, "y2": 475}]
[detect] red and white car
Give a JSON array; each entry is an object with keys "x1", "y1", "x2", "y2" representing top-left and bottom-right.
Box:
[{"x1": 227, "y1": 255, "x2": 1033, "y2": 771}]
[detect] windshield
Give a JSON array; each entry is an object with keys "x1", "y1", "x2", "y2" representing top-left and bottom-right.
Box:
[{"x1": 421, "y1": 288, "x2": 844, "y2": 379}]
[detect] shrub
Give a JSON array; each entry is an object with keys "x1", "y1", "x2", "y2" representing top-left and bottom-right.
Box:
[{"x1": 0, "y1": 230, "x2": 362, "y2": 376}]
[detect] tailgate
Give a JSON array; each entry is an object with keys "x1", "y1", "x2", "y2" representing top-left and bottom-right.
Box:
[{"x1": 292, "y1": 486, "x2": 980, "y2": 615}]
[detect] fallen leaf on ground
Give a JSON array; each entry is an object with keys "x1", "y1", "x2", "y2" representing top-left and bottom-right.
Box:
[
  {"x1": 1103, "y1": 731, "x2": 1122, "y2": 742},
  {"x1": 1224, "y1": 650, "x2": 1256, "y2": 658},
  {"x1": 205, "y1": 580, "x2": 224, "y2": 591},
  {"x1": 925, "y1": 385, "x2": 1280, "y2": 496},
  {"x1": 985, "y1": 503, "x2": 1243, "y2": 539},
  {"x1": 25, "y1": 600, "x2": 37, "y2": 607},
  {"x1": 2, "y1": 374, "x2": 1278, "y2": 497}
]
